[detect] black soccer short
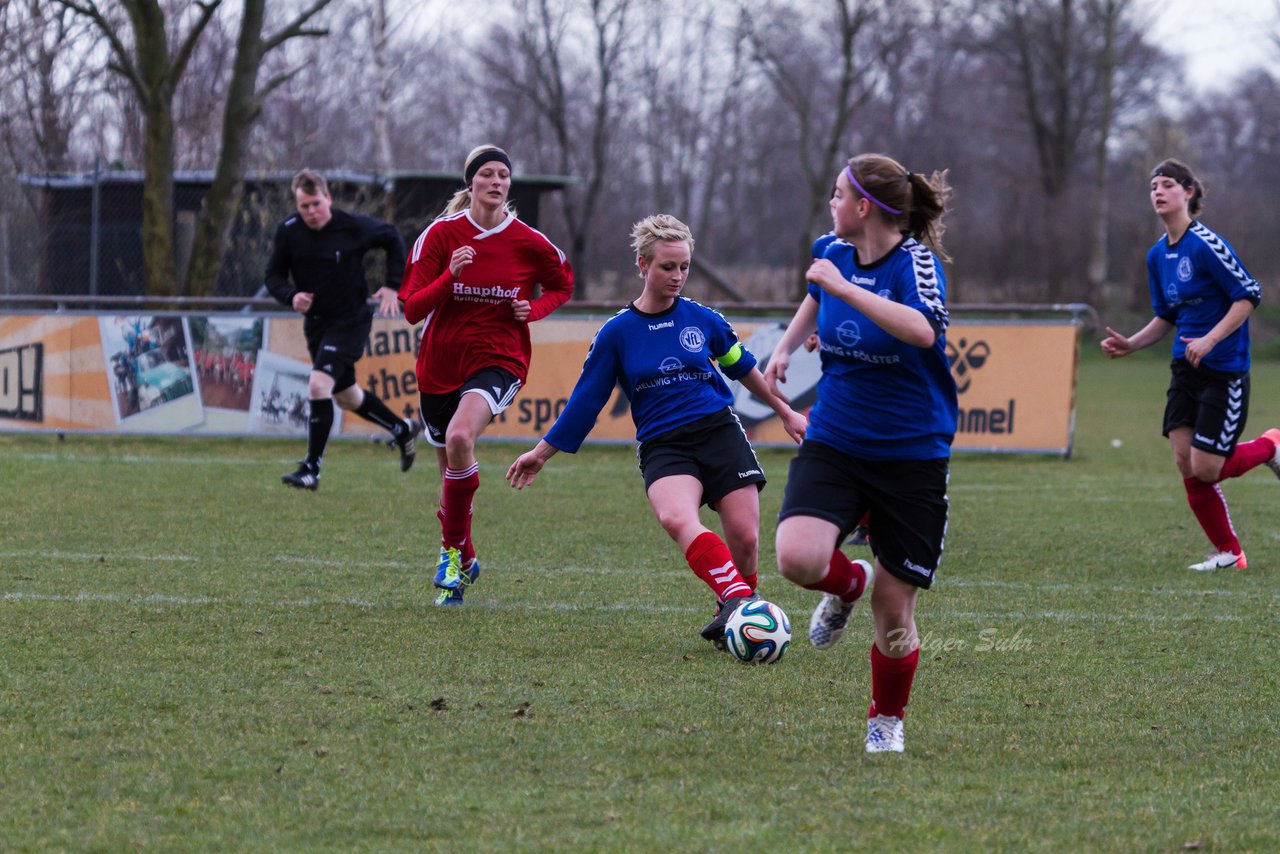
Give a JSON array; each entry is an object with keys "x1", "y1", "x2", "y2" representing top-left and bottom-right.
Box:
[
  {"x1": 636, "y1": 408, "x2": 766, "y2": 509},
  {"x1": 1162, "y1": 358, "x2": 1250, "y2": 457},
  {"x1": 419, "y1": 366, "x2": 523, "y2": 447},
  {"x1": 779, "y1": 440, "x2": 949, "y2": 589},
  {"x1": 304, "y1": 307, "x2": 373, "y2": 394}
]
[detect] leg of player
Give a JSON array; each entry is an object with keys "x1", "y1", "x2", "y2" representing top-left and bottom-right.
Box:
[
  {"x1": 1172, "y1": 428, "x2": 1248, "y2": 571},
  {"x1": 867, "y1": 567, "x2": 919, "y2": 754},
  {"x1": 334, "y1": 383, "x2": 422, "y2": 472},
  {"x1": 647, "y1": 475, "x2": 756, "y2": 647},
  {"x1": 433, "y1": 393, "x2": 493, "y2": 606},
  {"x1": 776, "y1": 515, "x2": 868, "y2": 650},
  {"x1": 281, "y1": 368, "x2": 335, "y2": 491},
  {"x1": 715, "y1": 485, "x2": 762, "y2": 594}
]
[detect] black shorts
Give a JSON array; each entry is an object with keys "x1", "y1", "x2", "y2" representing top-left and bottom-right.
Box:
[
  {"x1": 304, "y1": 307, "x2": 373, "y2": 394},
  {"x1": 779, "y1": 440, "x2": 949, "y2": 589},
  {"x1": 637, "y1": 408, "x2": 766, "y2": 509},
  {"x1": 1162, "y1": 359, "x2": 1249, "y2": 457},
  {"x1": 419, "y1": 366, "x2": 523, "y2": 447}
]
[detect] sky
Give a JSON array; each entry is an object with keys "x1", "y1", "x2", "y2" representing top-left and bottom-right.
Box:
[{"x1": 1150, "y1": 0, "x2": 1278, "y2": 90}]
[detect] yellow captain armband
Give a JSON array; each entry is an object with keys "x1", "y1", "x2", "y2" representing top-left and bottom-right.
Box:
[{"x1": 716, "y1": 342, "x2": 744, "y2": 368}]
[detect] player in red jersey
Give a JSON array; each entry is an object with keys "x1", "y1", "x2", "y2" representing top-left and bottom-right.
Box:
[{"x1": 399, "y1": 144, "x2": 574, "y2": 606}]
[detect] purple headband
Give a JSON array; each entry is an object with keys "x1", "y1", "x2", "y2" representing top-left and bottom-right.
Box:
[{"x1": 845, "y1": 165, "x2": 902, "y2": 216}]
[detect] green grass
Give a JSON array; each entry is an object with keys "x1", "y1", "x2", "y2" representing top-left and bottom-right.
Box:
[{"x1": 3, "y1": 346, "x2": 1280, "y2": 851}]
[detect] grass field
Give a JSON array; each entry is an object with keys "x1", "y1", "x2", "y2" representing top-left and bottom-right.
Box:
[{"x1": 3, "y1": 347, "x2": 1280, "y2": 851}]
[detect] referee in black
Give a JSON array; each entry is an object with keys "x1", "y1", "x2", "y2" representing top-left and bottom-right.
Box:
[{"x1": 265, "y1": 168, "x2": 420, "y2": 490}]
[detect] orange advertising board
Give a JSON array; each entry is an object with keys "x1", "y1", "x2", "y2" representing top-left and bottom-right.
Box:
[{"x1": 0, "y1": 312, "x2": 1078, "y2": 455}]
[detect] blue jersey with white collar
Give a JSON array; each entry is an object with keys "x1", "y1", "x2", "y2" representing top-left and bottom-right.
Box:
[
  {"x1": 805, "y1": 236, "x2": 957, "y2": 460},
  {"x1": 545, "y1": 297, "x2": 757, "y2": 452},
  {"x1": 1147, "y1": 221, "x2": 1260, "y2": 374}
]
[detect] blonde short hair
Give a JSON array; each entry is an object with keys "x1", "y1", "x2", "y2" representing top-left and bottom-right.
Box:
[{"x1": 630, "y1": 213, "x2": 694, "y2": 263}]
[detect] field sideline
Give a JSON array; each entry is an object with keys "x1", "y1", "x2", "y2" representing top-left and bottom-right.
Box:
[{"x1": 3, "y1": 348, "x2": 1279, "y2": 851}]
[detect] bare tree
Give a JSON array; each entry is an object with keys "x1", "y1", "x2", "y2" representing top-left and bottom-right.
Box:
[
  {"x1": 971, "y1": 0, "x2": 1163, "y2": 299},
  {"x1": 741, "y1": 0, "x2": 890, "y2": 295},
  {"x1": 371, "y1": 0, "x2": 395, "y2": 176},
  {"x1": 53, "y1": 0, "x2": 222, "y2": 295},
  {"x1": 480, "y1": 0, "x2": 635, "y2": 296},
  {"x1": 184, "y1": 0, "x2": 334, "y2": 296},
  {"x1": 0, "y1": 1, "x2": 108, "y2": 172}
]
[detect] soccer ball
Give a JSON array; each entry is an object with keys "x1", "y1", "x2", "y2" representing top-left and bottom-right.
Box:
[{"x1": 723, "y1": 599, "x2": 791, "y2": 665}]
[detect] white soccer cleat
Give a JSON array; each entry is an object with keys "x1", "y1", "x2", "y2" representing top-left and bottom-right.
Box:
[
  {"x1": 808, "y1": 559, "x2": 870, "y2": 649},
  {"x1": 865, "y1": 714, "x2": 905, "y2": 753},
  {"x1": 809, "y1": 594, "x2": 856, "y2": 650},
  {"x1": 1188, "y1": 551, "x2": 1246, "y2": 572}
]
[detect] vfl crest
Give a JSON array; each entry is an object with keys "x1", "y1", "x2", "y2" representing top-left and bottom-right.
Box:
[
  {"x1": 1177, "y1": 256, "x2": 1193, "y2": 282},
  {"x1": 946, "y1": 337, "x2": 990, "y2": 394},
  {"x1": 679, "y1": 326, "x2": 705, "y2": 353}
]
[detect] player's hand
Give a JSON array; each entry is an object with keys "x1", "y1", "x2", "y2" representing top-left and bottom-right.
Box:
[
  {"x1": 449, "y1": 245, "x2": 476, "y2": 277},
  {"x1": 373, "y1": 287, "x2": 400, "y2": 318},
  {"x1": 805, "y1": 258, "x2": 847, "y2": 295},
  {"x1": 292, "y1": 291, "x2": 314, "y2": 313},
  {"x1": 507, "y1": 451, "x2": 544, "y2": 489},
  {"x1": 1099, "y1": 326, "x2": 1132, "y2": 359},
  {"x1": 780, "y1": 407, "x2": 808, "y2": 444},
  {"x1": 802, "y1": 333, "x2": 820, "y2": 352},
  {"x1": 511, "y1": 299, "x2": 532, "y2": 322},
  {"x1": 763, "y1": 352, "x2": 789, "y2": 395},
  {"x1": 1180, "y1": 335, "x2": 1215, "y2": 368}
]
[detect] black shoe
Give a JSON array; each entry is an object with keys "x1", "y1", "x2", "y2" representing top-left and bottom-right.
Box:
[
  {"x1": 395, "y1": 419, "x2": 422, "y2": 472},
  {"x1": 699, "y1": 592, "x2": 760, "y2": 648},
  {"x1": 281, "y1": 461, "x2": 320, "y2": 490}
]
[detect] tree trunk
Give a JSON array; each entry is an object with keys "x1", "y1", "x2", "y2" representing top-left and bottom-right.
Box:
[
  {"x1": 185, "y1": 0, "x2": 266, "y2": 297},
  {"x1": 372, "y1": 0, "x2": 393, "y2": 178},
  {"x1": 1086, "y1": 0, "x2": 1119, "y2": 305},
  {"x1": 140, "y1": 97, "x2": 178, "y2": 295}
]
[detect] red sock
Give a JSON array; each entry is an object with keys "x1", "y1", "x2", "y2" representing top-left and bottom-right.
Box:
[
  {"x1": 1217, "y1": 436, "x2": 1276, "y2": 480},
  {"x1": 439, "y1": 504, "x2": 475, "y2": 563},
  {"x1": 801, "y1": 550, "x2": 868, "y2": 602},
  {"x1": 869, "y1": 643, "x2": 919, "y2": 720},
  {"x1": 462, "y1": 505, "x2": 476, "y2": 565},
  {"x1": 684, "y1": 531, "x2": 753, "y2": 602},
  {"x1": 740, "y1": 569, "x2": 759, "y2": 593},
  {"x1": 441, "y1": 464, "x2": 479, "y2": 549},
  {"x1": 1183, "y1": 476, "x2": 1241, "y2": 555}
]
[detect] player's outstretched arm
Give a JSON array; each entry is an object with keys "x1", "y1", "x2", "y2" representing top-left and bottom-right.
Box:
[
  {"x1": 764, "y1": 297, "x2": 819, "y2": 396},
  {"x1": 507, "y1": 440, "x2": 560, "y2": 490},
  {"x1": 739, "y1": 368, "x2": 807, "y2": 444},
  {"x1": 1100, "y1": 317, "x2": 1173, "y2": 359}
]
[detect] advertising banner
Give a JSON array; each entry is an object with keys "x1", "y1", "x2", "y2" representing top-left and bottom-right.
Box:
[{"x1": 0, "y1": 312, "x2": 1078, "y2": 455}]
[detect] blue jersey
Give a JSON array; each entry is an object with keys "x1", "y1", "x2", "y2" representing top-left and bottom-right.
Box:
[
  {"x1": 805, "y1": 236, "x2": 957, "y2": 460},
  {"x1": 1147, "y1": 221, "x2": 1260, "y2": 374},
  {"x1": 545, "y1": 297, "x2": 758, "y2": 452}
]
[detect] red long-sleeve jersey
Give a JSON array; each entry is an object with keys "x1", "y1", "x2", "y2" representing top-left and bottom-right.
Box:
[{"x1": 400, "y1": 210, "x2": 574, "y2": 394}]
